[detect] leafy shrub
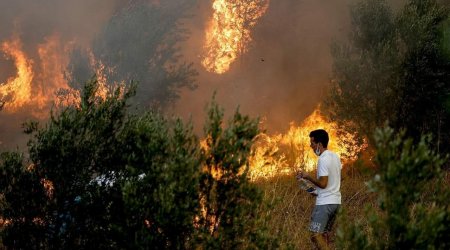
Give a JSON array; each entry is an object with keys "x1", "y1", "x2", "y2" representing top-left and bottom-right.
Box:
[
  {"x1": 0, "y1": 78, "x2": 275, "y2": 249},
  {"x1": 337, "y1": 126, "x2": 450, "y2": 249}
]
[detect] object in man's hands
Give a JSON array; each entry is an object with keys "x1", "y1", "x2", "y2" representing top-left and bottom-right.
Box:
[{"x1": 298, "y1": 178, "x2": 318, "y2": 196}]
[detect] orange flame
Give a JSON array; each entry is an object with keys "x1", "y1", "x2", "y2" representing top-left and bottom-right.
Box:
[
  {"x1": 87, "y1": 50, "x2": 110, "y2": 100},
  {"x1": 33, "y1": 34, "x2": 75, "y2": 116},
  {"x1": 0, "y1": 35, "x2": 119, "y2": 114},
  {"x1": 0, "y1": 38, "x2": 34, "y2": 111},
  {"x1": 202, "y1": 0, "x2": 270, "y2": 74},
  {"x1": 248, "y1": 107, "x2": 367, "y2": 180},
  {"x1": 199, "y1": 107, "x2": 366, "y2": 181}
]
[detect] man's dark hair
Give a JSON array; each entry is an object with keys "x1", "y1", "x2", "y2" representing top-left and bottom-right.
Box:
[{"x1": 309, "y1": 129, "x2": 329, "y2": 148}]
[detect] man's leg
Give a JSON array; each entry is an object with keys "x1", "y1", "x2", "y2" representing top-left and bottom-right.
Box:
[
  {"x1": 323, "y1": 204, "x2": 340, "y2": 246},
  {"x1": 309, "y1": 205, "x2": 340, "y2": 250}
]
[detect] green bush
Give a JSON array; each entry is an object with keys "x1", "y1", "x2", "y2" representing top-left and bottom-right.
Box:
[
  {"x1": 0, "y1": 79, "x2": 275, "y2": 249},
  {"x1": 337, "y1": 126, "x2": 450, "y2": 249},
  {"x1": 326, "y1": 0, "x2": 450, "y2": 152}
]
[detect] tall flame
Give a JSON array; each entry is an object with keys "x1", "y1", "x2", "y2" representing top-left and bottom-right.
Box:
[
  {"x1": 202, "y1": 0, "x2": 270, "y2": 74},
  {"x1": 34, "y1": 35, "x2": 74, "y2": 116},
  {"x1": 248, "y1": 108, "x2": 366, "y2": 180},
  {"x1": 0, "y1": 38, "x2": 34, "y2": 111},
  {"x1": 87, "y1": 51, "x2": 110, "y2": 101}
]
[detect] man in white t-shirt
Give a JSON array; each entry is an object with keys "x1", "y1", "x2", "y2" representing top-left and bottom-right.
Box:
[{"x1": 298, "y1": 129, "x2": 342, "y2": 249}]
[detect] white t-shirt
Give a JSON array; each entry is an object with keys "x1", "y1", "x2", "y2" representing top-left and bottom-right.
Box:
[{"x1": 316, "y1": 150, "x2": 342, "y2": 205}]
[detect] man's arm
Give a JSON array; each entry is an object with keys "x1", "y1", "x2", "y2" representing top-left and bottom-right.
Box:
[{"x1": 302, "y1": 173, "x2": 328, "y2": 189}]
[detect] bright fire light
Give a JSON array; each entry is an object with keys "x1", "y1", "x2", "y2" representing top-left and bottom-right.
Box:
[
  {"x1": 202, "y1": 0, "x2": 270, "y2": 74},
  {"x1": 0, "y1": 35, "x2": 117, "y2": 114},
  {"x1": 0, "y1": 38, "x2": 34, "y2": 112},
  {"x1": 248, "y1": 107, "x2": 366, "y2": 180}
]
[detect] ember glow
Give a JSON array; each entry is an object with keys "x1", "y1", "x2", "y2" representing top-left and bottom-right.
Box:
[
  {"x1": 202, "y1": 0, "x2": 270, "y2": 74},
  {"x1": 248, "y1": 107, "x2": 366, "y2": 180}
]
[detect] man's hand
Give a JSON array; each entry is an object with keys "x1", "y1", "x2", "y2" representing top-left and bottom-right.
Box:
[
  {"x1": 296, "y1": 170, "x2": 311, "y2": 181},
  {"x1": 297, "y1": 170, "x2": 328, "y2": 189}
]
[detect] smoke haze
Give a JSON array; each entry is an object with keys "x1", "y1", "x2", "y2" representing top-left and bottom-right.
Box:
[
  {"x1": 174, "y1": 0, "x2": 354, "y2": 133},
  {"x1": 0, "y1": 0, "x2": 122, "y2": 149},
  {"x1": 0, "y1": 0, "x2": 407, "y2": 150}
]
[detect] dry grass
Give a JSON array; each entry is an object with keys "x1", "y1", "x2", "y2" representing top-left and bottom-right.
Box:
[
  {"x1": 255, "y1": 167, "x2": 450, "y2": 249},
  {"x1": 254, "y1": 166, "x2": 377, "y2": 249}
]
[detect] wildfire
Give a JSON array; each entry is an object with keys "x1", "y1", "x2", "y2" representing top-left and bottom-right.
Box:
[
  {"x1": 202, "y1": 0, "x2": 270, "y2": 74},
  {"x1": 87, "y1": 50, "x2": 110, "y2": 101},
  {"x1": 34, "y1": 35, "x2": 75, "y2": 116},
  {"x1": 248, "y1": 107, "x2": 366, "y2": 180},
  {"x1": 0, "y1": 35, "x2": 118, "y2": 114},
  {"x1": 200, "y1": 107, "x2": 366, "y2": 181},
  {"x1": 0, "y1": 38, "x2": 34, "y2": 112}
]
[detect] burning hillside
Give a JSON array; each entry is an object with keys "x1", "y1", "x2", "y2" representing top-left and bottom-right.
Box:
[{"x1": 0, "y1": 0, "x2": 358, "y2": 168}]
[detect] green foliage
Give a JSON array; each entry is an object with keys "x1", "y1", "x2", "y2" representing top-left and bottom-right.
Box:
[
  {"x1": 395, "y1": 0, "x2": 450, "y2": 147},
  {"x1": 337, "y1": 126, "x2": 450, "y2": 249},
  {"x1": 327, "y1": 0, "x2": 399, "y2": 146},
  {"x1": 121, "y1": 114, "x2": 202, "y2": 249},
  {"x1": 326, "y1": 0, "x2": 450, "y2": 152},
  {"x1": 91, "y1": 0, "x2": 198, "y2": 107},
  {"x1": 0, "y1": 78, "x2": 275, "y2": 249},
  {"x1": 196, "y1": 98, "x2": 275, "y2": 249},
  {"x1": 0, "y1": 152, "x2": 48, "y2": 249},
  {"x1": 441, "y1": 17, "x2": 450, "y2": 58}
]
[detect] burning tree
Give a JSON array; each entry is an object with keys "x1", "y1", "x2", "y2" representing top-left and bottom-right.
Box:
[
  {"x1": 0, "y1": 38, "x2": 34, "y2": 112},
  {"x1": 202, "y1": 0, "x2": 270, "y2": 74}
]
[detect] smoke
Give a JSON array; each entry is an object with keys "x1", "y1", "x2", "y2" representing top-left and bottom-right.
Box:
[
  {"x1": 174, "y1": 0, "x2": 355, "y2": 133},
  {"x1": 0, "y1": 0, "x2": 123, "y2": 53},
  {"x1": 0, "y1": 0, "x2": 121, "y2": 150},
  {"x1": 0, "y1": 0, "x2": 201, "y2": 150},
  {"x1": 87, "y1": 0, "x2": 198, "y2": 108},
  {"x1": 0, "y1": 0, "x2": 409, "y2": 150}
]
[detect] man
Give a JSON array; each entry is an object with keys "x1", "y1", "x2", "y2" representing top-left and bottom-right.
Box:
[{"x1": 298, "y1": 129, "x2": 342, "y2": 249}]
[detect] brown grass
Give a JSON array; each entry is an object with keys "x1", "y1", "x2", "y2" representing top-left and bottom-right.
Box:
[{"x1": 254, "y1": 165, "x2": 377, "y2": 249}]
